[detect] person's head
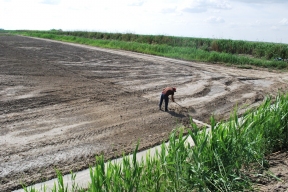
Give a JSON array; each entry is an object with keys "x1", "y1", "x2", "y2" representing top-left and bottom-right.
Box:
[{"x1": 173, "y1": 87, "x2": 176, "y2": 92}]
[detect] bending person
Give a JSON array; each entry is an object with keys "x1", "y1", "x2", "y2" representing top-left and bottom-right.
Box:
[{"x1": 159, "y1": 87, "x2": 176, "y2": 111}]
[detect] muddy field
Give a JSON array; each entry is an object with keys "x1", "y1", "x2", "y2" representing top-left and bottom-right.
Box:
[{"x1": 1, "y1": 35, "x2": 288, "y2": 191}]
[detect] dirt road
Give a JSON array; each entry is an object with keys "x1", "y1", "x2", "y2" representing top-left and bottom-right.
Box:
[{"x1": 1, "y1": 35, "x2": 288, "y2": 191}]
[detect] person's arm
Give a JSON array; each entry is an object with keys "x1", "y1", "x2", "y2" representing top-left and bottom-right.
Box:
[{"x1": 171, "y1": 95, "x2": 175, "y2": 102}]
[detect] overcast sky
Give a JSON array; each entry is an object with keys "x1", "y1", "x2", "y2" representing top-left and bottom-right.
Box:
[{"x1": 1, "y1": 0, "x2": 288, "y2": 44}]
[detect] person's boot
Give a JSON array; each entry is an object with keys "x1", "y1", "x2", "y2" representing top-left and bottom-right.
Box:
[{"x1": 165, "y1": 108, "x2": 168, "y2": 112}]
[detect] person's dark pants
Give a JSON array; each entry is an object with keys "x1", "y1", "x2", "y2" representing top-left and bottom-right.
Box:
[{"x1": 159, "y1": 93, "x2": 169, "y2": 111}]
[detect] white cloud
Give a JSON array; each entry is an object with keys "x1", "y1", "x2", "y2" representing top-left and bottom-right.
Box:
[
  {"x1": 205, "y1": 16, "x2": 225, "y2": 23},
  {"x1": 231, "y1": 0, "x2": 287, "y2": 3},
  {"x1": 247, "y1": 20, "x2": 263, "y2": 27},
  {"x1": 160, "y1": 6, "x2": 177, "y2": 14},
  {"x1": 180, "y1": 2, "x2": 207, "y2": 13},
  {"x1": 178, "y1": 0, "x2": 231, "y2": 13},
  {"x1": 279, "y1": 18, "x2": 288, "y2": 26},
  {"x1": 127, "y1": 0, "x2": 144, "y2": 6},
  {"x1": 228, "y1": 22, "x2": 239, "y2": 28},
  {"x1": 213, "y1": 1, "x2": 231, "y2": 9},
  {"x1": 41, "y1": 0, "x2": 60, "y2": 4}
]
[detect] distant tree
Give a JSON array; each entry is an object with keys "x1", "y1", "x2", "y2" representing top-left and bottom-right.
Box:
[
  {"x1": 50, "y1": 29, "x2": 62, "y2": 32},
  {"x1": 0, "y1": 28, "x2": 4, "y2": 30}
]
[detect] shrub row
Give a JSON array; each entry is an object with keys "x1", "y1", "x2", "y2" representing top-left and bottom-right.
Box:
[{"x1": 13, "y1": 30, "x2": 288, "y2": 60}]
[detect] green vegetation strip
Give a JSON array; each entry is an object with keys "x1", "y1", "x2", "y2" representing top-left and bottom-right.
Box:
[
  {"x1": 23, "y1": 94, "x2": 288, "y2": 191},
  {"x1": 9, "y1": 30, "x2": 288, "y2": 69}
]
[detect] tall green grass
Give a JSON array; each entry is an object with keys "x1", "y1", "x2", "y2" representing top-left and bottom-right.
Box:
[
  {"x1": 14, "y1": 30, "x2": 288, "y2": 60},
  {"x1": 22, "y1": 93, "x2": 288, "y2": 191},
  {"x1": 10, "y1": 30, "x2": 288, "y2": 69}
]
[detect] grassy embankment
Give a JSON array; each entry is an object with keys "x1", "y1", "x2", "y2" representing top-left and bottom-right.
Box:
[
  {"x1": 22, "y1": 94, "x2": 288, "y2": 191},
  {"x1": 10, "y1": 30, "x2": 288, "y2": 70}
]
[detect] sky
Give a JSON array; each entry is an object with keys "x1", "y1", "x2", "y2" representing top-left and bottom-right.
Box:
[{"x1": 1, "y1": 0, "x2": 288, "y2": 44}]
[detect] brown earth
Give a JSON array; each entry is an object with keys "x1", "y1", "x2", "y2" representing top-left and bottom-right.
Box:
[{"x1": 1, "y1": 35, "x2": 288, "y2": 191}]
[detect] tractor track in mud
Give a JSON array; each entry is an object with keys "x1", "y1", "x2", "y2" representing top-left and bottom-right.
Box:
[{"x1": 1, "y1": 35, "x2": 288, "y2": 191}]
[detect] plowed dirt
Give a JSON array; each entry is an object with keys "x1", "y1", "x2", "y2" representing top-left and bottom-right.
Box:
[{"x1": 1, "y1": 35, "x2": 288, "y2": 191}]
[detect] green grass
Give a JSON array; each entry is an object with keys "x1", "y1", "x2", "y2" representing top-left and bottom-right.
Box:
[
  {"x1": 22, "y1": 93, "x2": 288, "y2": 191},
  {"x1": 9, "y1": 30, "x2": 288, "y2": 69}
]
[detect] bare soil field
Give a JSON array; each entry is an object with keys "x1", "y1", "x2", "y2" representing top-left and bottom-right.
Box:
[{"x1": 1, "y1": 35, "x2": 288, "y2": 191}]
